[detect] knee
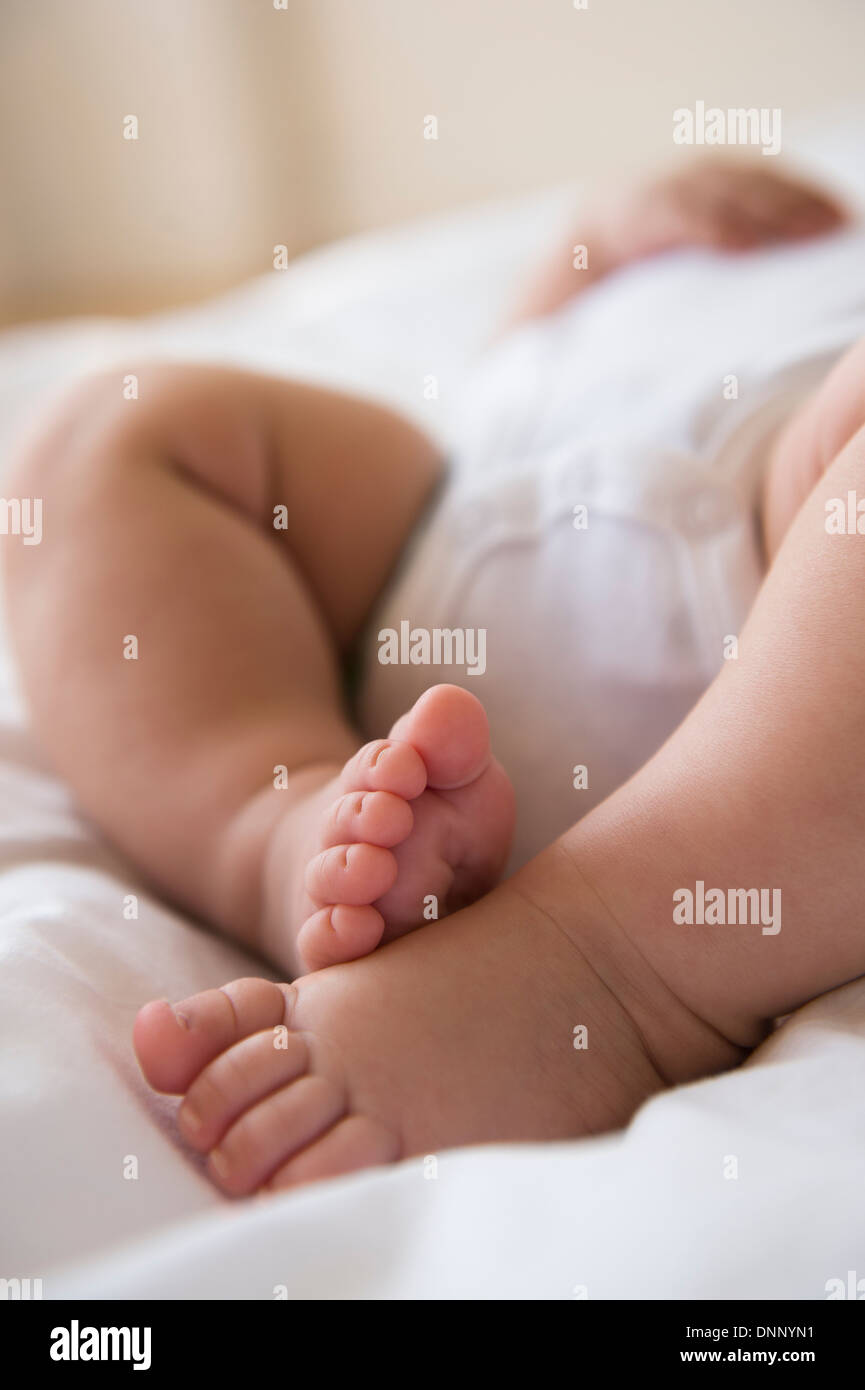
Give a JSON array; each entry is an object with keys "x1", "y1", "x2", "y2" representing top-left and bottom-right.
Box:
[
  {"x1": 1, "y1": 368, "x2": 148, "y2": 602},
  {"x1": 6, "y1": 369, "x2": 134, "y2": 500}
]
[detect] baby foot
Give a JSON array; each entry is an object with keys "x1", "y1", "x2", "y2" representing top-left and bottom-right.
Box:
[
  {"x1": 265, "y1": 684, "x2": 514, "y2": 976},
  {"x1": 134, "y1": 844, "x2": 737, "y2": 1196}
]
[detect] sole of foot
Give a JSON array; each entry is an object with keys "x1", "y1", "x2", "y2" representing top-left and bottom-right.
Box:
[{"x1": 269, "y1": 684, "x2": 515, "y2": 975}]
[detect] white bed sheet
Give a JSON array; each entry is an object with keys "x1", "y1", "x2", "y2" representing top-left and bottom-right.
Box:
[{"x1": 3, "y1": 121, "x2": 865, "y2": 1300}]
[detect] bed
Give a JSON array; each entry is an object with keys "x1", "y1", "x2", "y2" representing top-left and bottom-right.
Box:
[{"x1": 3, "y1": 116, "x2": 865, "y2": 1300}]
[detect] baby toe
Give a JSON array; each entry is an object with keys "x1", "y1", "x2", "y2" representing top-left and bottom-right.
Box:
[
  {"x1": 296, "y1": 904, "x2": 385, "y2": 970},
  {"x1": 340, "y1": 738, "x2": 427, "y2": 800},
  {"x1": 133, "y1": 978, "x2": 293, "y2": 1095},
  {"x1": 208, "y1": 1074, "x2": 347, "y2": 1196},
  {"x1": 178, "y1": 1028, "x2": 310, "y2": 1153},
  {"x1": 321, "y1": 788, "x2": 413, "y2": 849},
  {"x1": 265, "y1": 1113, "x2": 401, "y2": 1190},
  {"x1": 305, "y1": 841, "x2": 397, "y2": 905},
  {"x1": 389, "y1": 685, "x2": 491, "y2": 789}
]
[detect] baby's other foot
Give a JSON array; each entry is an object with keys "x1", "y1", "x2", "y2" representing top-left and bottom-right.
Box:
[
  {"x1": 133, "y1": 847, "x2": 736, "y2": 1198},
  {"x1": 268, "y1": 684, "x2": 514, "y2": 976}
]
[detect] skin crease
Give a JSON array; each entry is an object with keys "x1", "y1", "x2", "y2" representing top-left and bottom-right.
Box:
[{"x1": 5, "y1": 157, "x2": 863, "y2": 1192}]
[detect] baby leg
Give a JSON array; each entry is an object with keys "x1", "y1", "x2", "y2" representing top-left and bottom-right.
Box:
[
  {"x1": 4, "y1": 365, "x2": 514, "y2": 975},
  {"x1": 581, "y1": 409, "x2": 865, "y2": 1044},
  {"x1": 762, "y1": 335, "x2": 865, "y2": 560},
  {"x1": 137, "y1": 398, "x2": 865, "y2": 1193}
]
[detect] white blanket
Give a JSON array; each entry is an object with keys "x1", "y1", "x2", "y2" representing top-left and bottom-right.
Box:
[{"x1": 3, "y1": 122, "x2": 865, "y2": 1300}]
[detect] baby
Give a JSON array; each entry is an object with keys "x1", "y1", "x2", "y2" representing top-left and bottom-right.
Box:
[{"x1": 6, "y1": 159, "x2": 865, "y2": 1195}]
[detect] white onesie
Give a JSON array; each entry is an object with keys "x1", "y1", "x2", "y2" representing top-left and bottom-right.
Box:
[{"x1": 358, "y1": 229, "x2": 865, "y2": 871}]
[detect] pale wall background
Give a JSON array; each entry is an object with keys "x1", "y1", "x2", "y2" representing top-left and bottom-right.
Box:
[{"x1": 0, "y1": 0, "x2": 863, "y2": 325}]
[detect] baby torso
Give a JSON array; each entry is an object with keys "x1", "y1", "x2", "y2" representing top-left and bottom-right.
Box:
[{"x1": 359, "y1": 231, "x2": 865, "y2": 870}]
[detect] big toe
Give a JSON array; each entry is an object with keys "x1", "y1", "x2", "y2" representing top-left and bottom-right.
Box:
[
  {"x1": 133, "y1": 978, "x2": 291, "y2": 1095},
  {"x1": 389, "y1": 684, "x2": 490, "y2": 790}
]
